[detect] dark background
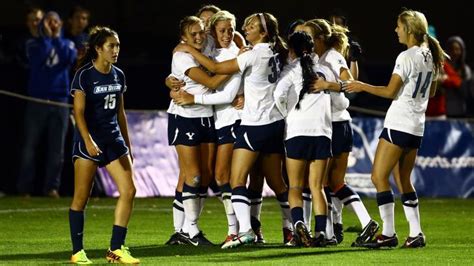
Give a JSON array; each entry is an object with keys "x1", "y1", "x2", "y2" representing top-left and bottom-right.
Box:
[{"x1": 0, "y1": 0, "x2": 472, "y2": 195}]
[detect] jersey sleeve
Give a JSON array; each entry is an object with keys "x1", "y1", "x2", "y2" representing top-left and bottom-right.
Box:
[
  {"x1": 194, "y1": 73, "x2": 241, "y2": 105},
  {"x1": 173, "y1": 52, "x2": 200, "y2": 77},
  {"x1": 392, "y1": 52, "x2": 410, "y2": 82},
  {"x1": 70, "y1": 68, "x2": 86, "y2": 97},
  {"x1": 327, "y1": 50, "x2": 349, "y2": 76},
  {"x1": 236, "y1": 49, "x2": 257, "y2": 73},
  {"x1": 273, "y1": 68, "x2": 294, "y2": 117}
]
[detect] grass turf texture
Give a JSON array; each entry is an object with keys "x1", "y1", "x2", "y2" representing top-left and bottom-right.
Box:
[{"x1": 0, "y1": 197, "x2": 472, "y2": 265}]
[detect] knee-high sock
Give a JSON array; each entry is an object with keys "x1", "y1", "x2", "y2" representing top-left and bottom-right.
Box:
[
  {"x1": 69, "y1": 209, "x2": 84, "y2": 254},
  {"x1": 248, "y1": 189, "x2": 263, "y2": 222},
  {"x1": 182, "y1": 183, "x2": 200, "y2": 238},
  {"x1": 232, "y1": 186, "x2": 252, "y2": 233},
  {"x1": 324, "y1": 187, "x2": 335, "y2": 239},
  {"x1": 276, "y1": 191, "x2": 292, "y2": 230},
  {"x1": 302, "y1": 188, "x2": 312, "y2": 229},
  {"x1": 110, "y1": 225, "x2": 127, "y2": 251},
  {"x1": 198, "y1": 186, "x2": 208, "y2": 216},
  {"x1": 172, "y1": 190, "x2": 184, "y2": 232},
  {"x1": 335, "y1": 184, "x2": 371, "y2": 227},
  {"x1": 377, "y1": 191, "x2": 395, "y2": 237},
  {"x1": 401, "y1": 192, "x2": 422, "y2": 237},
  {"x1": 332, "y1": 194, "x2": 343, "y2": 224},
  {"x1": 220, "y1": 183, "x2": 238, "y2": 235}
]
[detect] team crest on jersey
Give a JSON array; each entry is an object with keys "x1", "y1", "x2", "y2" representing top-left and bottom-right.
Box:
[
  {"x1": 93, "y1": 84, "x2": 122, "y2": 94},
  {"x1": 113, "y1": 74, "x2": 119, "y2": 82}
]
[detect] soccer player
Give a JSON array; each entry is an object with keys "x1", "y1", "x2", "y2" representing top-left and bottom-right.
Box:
[
  {"x1": 69, "y1": 26, "x2": 139, "y2": 264},
  {"x1": 344, "y1": 9, "x2": 445, "y2": 248},
  {"x1": 170, "y1": 10, "x2": 242, "y2": 244},
  {"x1": 274, "y1": 31, "x2": 334, "y2": 247},
  {"x1": 303, "y1": 18, "x2": 379, "y2": 246},
  {"x1": 174, "y1": 12, "x2": 291, "y2": 249},
  {"x1": 167, "y1": 16, "x2": 231, "y2": 246}
]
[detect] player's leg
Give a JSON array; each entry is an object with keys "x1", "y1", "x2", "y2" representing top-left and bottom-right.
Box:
[{"x1": 308, "y1": 158, "x2": 329, "y2": 246}]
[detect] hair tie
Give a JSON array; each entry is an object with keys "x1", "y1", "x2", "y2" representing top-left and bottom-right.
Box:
[{"x1": 258, "y1": 13, "x2": 268, "y2": 34}]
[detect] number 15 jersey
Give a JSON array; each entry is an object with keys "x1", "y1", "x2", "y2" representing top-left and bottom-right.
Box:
[
  {"x1": 71, "y1": 62, "x2": 127, "y2": 143},
  {"x1": 385, "y1": 45, "x2": 435, "y2": 137}
]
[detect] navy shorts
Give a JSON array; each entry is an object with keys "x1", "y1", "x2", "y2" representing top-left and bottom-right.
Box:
[
  {"x1": 379, "y1": 128, "x2": 422, "y2": 149},
  {"x1": 217, "y1": 120, "x2": 241, "y2": 145},
  {"x1": 285, "y1": 136, "x2": 332, "y2": 160},
  {"x1": 331, "y1": 121, "x2": 353, "y2": 156},
  {"x1": 168, "y1": 114, "x2": 217, "y2": 146},
  {"x1": 72, "y1": 138, "x2": 129, "y2": 167},
  {"x1": 234, "y1": 120, "x2": 285, "y2": 154}
]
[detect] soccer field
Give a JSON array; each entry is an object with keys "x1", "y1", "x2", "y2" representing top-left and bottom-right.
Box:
[{"x1": 0, "y1": 197, "x2": 473, "y2": 265}]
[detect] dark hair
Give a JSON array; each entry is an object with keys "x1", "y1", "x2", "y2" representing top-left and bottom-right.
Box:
[
  {"x1": 196, "y1": 4, "x2": 221, "y2": 17},
  {"x1": 286, "y1": 19, "x2": 305, "y2": 39},
  {"x1": 68, "y1": 5, "x2": 90, "y2": 19},
  {"x1": 78, "y1": 26, "x2": 118, "y2": 68},
  {"x1": 288, "y1": 31, "x2": 316, "y2": 110}
]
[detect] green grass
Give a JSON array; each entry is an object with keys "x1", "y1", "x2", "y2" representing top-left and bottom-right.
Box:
[{"x1": 0, "y1": 197, "x2": 473, "y2": 265}]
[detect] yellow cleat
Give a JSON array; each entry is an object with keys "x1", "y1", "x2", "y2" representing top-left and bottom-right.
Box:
[
  {"x1": 70, "y1": 249, "x2": 93, "y2": 264},
  {"x1": 106, "y1": 245, "x2": 140, "y2": 264}
]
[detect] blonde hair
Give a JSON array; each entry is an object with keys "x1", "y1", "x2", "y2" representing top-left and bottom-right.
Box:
[
  {"x1": 398, "y1": 9, "x2": 445, "y2": 73},
  {"x1": 209, "y1": 10, "x2": 236, "y2": 32},
  {"x1": 305, "y1": 19, "x2": 349, "y2": 55}
]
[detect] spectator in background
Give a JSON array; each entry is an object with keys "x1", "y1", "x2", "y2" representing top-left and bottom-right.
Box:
[
  {"x1": 426, "y1": 25, "x2": 447, "y2": 119},
  {"x1": 16, "y1": 7, "x2": 44, "y2": 69},
  {"x1": 63, "y1": 6, "x2": 90, "y2": 65},
  {"x1": 17, "y1": 11, "x2": 77, "y2": 198},
  {"x1": 444, "y1": 36, "x2": 472, "y2": 118}
]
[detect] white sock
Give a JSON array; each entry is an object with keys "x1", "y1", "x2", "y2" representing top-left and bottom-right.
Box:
[
  {"x1": 182, "y1": 195, "x2": 200, "y2": 238},
  {"x1": 278, "y1": 200, "x2": 292, "y2": 230},
  {"x1": 325, "y1": 203, "x2": 335, "y2": 239},
  {"x1": 302, "y1": 191, "x2": 312, "y2": 229},
  {"x1": 232, "y1": 192, "x2": 252, "y2": 233},
  {"x1": 250, "y1": 196, "x2": 263, "y2": 221},
  {"x1": 172, "y1": 197, "x2": 184, "y2": 232},
  {"x1": 222, "y1": 192, "x2": 238, "y2": 235},
  {"x1": 402, "y1": 199, "x2": 422, "y2": 237},
  {"x1": 348, "y1": 201, "x2": 372, "y2": 228},
  {"x1": 379, "y1": 203, "x2": 395, "y2": 237},
  {"x1": 332, "y1": 196, "x2": 343, "y2": 224}
]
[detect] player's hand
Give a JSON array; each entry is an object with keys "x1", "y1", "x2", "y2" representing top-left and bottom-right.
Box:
[
  {"x1": 85, "y1": 138, "x2": 102, "y2": 157},
  {"x1": 165, "y1": 76, "x2": 185, "y2": 91},
  {"x1": 238, "y1": 46, "x2": 252, "y2": 55},
  {"x1": 312, "y1": 77, "x2": 328, "y2": 93},
  {"x1": 173, "y1": 43, "x2": 193, "y2": 54},
  {"x1": 349, "y1": 40, "x2": 362, "y2": 62},
  {"x1": 345, "y1": 80, "x2": 363, "y2": 93},
  {"x1": 172, "y1": 89, "x2": 194, "y2": 105},
  {"x1": 232, "y1": 94, "x2": 244, "y2": 109}
]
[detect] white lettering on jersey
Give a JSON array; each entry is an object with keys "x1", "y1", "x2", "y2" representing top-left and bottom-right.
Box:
[
  {"x1": 186, "y1": 132, "x2": 195, "y2": 140},
  {"x1": 93, "y1": 84, "x2": 122, "y2": 94}
]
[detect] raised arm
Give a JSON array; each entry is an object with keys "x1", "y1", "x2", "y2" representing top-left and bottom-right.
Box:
[
  {"x1": 186, "y1": 66, "x2": 230, "y2": 89},
  {"x1": 175, "y1": 43, "x2": 240, "y2": 74}
]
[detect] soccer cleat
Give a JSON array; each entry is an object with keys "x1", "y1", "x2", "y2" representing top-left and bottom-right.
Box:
[
  {"x1": 165, "y1": 231, "x2": 188, "y2": 245},
  {"x1": 402, "y1": 233, "x2": 426, "y2": 248},
  {"x1": 325, "y1": 236, "x2": 338, "y2": 246},
  {"x1": 106, "y1": 245, "x2": 140, "y2": 264},
  {"x1": 221, "y1": 230, "x2": 256, "y2": 249},
  {"x1": 221, "y1": 234, "x2": 238, "y2": 245},
  {"x1": 358, "y1": 234, "x2": 398, "y2": 249},
  {"x1": 282, "y1": 227, "x2": 294, "y2": 245},
  {"x1": 352, "y1": 219, "x2": 379, "y2": 246},
  {"x1": 254, "y1": 227, "x2": 266, "y2": 244},
  {"x1": 312, "y1": 233, "x2": 327, "y2": 247},
  {"x1": 70, "y1": 249, "x2": 92, "y2": 264},
  {"x1": 333, "y1": 223, "x2": 344, "y2": 244},
  {"x1": 294, "y1": 221, "x2": 313, "y2": 247},
  {"x1": 191, "y1": 231, "x2": 214, "y2": 246}
]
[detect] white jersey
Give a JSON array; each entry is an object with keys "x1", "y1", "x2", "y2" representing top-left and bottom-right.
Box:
[
  {"x1": 319, "y1": 48, "x2": 352, "y2": 122},
  {"x1": 194, "y1": 43, "x2": 243, "y2": 129},
  {"x1": 384, "y1": 45, "x2": 435, "y2": 136},
  {"x1": 274, "y1": 58, "x2": 333, "y2": 140},
  {"x1": 167, "y1": 52, "x2": 213, "y2": 118},
  {"x1": 237, "y1": 43, "x2": 283, "y2": 126}
]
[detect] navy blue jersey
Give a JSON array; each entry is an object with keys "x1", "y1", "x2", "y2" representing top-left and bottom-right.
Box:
[{"x1": 71, "y1": 62, "x2": 127, "y2": 143}]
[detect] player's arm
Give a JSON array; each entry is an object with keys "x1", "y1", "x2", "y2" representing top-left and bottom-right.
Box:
[
  {"x1": 165, "y1": 75, "x2": 185, "y2": 91},
  {"x1": 345, "y1": 74, "x2": 403, "y2": 99},
  {"x1": 73, "y1": 90, "x2": 102, "y2": 156},
  {"x1": 186, "y1": 66, "x2": 230, "y2": 89},
  {"x1": 175, "y1": 44, "x2": 240, "y2": 74},
  {"x1": 117, "y1": 94, "x2": 132, "y2": 161}
]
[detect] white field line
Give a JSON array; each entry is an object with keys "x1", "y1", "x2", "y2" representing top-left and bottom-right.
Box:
[{"x1": 0, "y1": 205, "x2": 172, "y2": 214}]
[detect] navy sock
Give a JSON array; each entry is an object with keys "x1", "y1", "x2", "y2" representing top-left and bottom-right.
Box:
[
  {"x1": 291, "y1": 207, "x2": 304, "y2": 224},
  {"x1": 110, "y1": 225, "x2": 127, "y2": 251},
  {"x1": 69, "y1": 209, "x2": 84, "y2": 254},
  {"x1": 314, "y1": 215, "x2": 327, "y2": 233}
]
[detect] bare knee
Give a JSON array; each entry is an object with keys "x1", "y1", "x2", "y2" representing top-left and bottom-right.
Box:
[{"x1": 120, "y1": 186, "x2": 136, "y2": 201}]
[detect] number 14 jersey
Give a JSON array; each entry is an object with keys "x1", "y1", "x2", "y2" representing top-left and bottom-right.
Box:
[{"x1": 385, "y1": 45, "x2": 435, "y2": 137}]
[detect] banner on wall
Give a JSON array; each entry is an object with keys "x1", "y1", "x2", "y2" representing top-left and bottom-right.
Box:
[{"x1": 98, "y1": 111, "x2": 474, "y2": 198}]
